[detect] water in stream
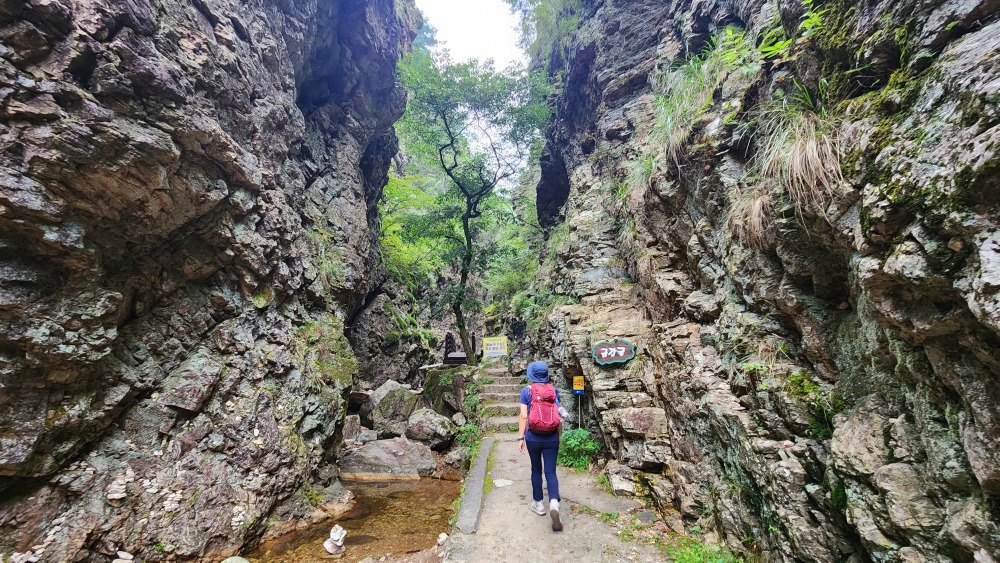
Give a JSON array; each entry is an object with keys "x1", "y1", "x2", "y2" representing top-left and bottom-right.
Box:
[{"x1": 248, "y1": 479, "x2": 461, "y2": 562}]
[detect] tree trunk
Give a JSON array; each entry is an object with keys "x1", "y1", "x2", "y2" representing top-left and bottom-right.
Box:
[{"x1": 455, "y1": 212, "x2": 477, "y2": 365}]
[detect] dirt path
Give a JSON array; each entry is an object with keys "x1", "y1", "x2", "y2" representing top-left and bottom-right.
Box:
[{"x1": 445, "y1": 431, "x2": 663, "y2": 562}]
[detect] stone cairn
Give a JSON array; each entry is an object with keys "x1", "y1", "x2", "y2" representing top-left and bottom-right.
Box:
[{"x1": 323, "y1": 525, "x2": 347, "y2": 555}]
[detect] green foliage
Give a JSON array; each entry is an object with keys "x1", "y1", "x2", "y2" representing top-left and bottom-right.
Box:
[
  {"x1": 739, "y1": 361, "x2": 769, "y2": 375},
  {"x1": 154, "y1": 542, "x2": 166, "y2": 552},
  {"x1": 830, "y1": 479, "x2": 848, "y2": 510},
  {"x1": 599, "y1": 511, "x2": 619, "y2": 523},
  {"x1": 557, "y1": 428, "x2": 602, "y2": 470},
  {"x1": 664, "y1": 536, "x2": 741, "y2": 563},
  {"x1": 380, "y1": 175, "x2": 447, "y2": 293},
  {"x1": 294, "y1": 317, "x2": 357, "y2": 390},
  {"x1": 650, "y1": 26, "x2": 758, "y2": 166},
  {"x1": 511, "y1": 287, "x2": 574, "y2": 332},
  {"x1": 302, "y1": 486, "x2": 324, "y2": 506},
  {"x1": 505, "y1": 0, "x2": 583, "y2": 64},
  {"x1": 394, "y1": 48, "x2": 550, "y2": 358}
]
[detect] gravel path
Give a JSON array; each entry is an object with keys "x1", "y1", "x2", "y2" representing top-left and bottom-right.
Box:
[{"x1": 445, "y1": 432, "x2": 663, "y2": 562}]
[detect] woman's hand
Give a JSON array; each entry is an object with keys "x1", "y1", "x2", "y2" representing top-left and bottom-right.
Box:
[{"x1": 518, "y1": 439, "x2": 526, "y2": 454}]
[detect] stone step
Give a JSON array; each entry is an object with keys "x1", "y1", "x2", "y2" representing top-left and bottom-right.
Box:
[
  {"x1": 479, "y1": 376, "x2": 521, "y2": 386},
  {"x1": 480, "y1": 392, "x2": 521, "y2": 404},
  {"x1": 484, "y1": 416, "x2": 520, "y2": 433},
  {"x1": 482, "y1": 367, "x2": 509, "y2": 375},
  {"x1": 483, "y1": 383, "x2": 521, "y2": 394},
  {"x1": 481, "y1": 403, "x2": 521, "y2": 417}
]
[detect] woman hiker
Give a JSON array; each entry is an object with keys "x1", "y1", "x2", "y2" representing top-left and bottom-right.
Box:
[{"x1": 518, "y1": 360, "x2": 569, "y2": 531}]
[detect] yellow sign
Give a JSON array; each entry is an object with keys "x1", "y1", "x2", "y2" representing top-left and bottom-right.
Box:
[
  {"x1": 573, "y1": 376, "x2": 585, "y2": 391},
  {"x1": 483, "y1": 336, "x2": 509, "y2": 358}
]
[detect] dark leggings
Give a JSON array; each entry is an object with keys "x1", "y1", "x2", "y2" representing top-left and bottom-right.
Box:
[{"x1": 526, "y1": 439, "x2": 560, "y2": 502}]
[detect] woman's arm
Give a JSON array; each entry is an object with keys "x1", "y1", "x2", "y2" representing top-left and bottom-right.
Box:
[{"x1": 518, "y1": 404, "x2": 528, "y2": 453}]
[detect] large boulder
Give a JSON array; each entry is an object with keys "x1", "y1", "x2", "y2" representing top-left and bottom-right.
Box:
[
  {"x1": 405, "y1": 409, "x2": 455, "y2": 450},
  {"x1": 371, "y1": 382, "x2": 420, "y2": 438},
  {"x1": 338, "y1": 438, "x2": 436, "y2": 481}
]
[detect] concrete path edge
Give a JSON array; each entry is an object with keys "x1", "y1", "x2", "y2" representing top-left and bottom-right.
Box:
[{"x1": 454, "y1": 436, "x2": 496, "y2": 534}]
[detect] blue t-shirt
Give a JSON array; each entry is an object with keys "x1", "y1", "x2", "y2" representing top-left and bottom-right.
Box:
[{"x1": 520, "y1": 385, "x2": 561, "y2": 443}]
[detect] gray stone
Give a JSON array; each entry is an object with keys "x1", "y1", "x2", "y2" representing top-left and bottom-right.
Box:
[
  {"x1": 343, "y1": 415, "x2": 362, "y2": 441},
  {"x1": 873, "y1": 463, "x2": 943, "y2": 533},
  {"x1": 372, "y1": 386, "x2": 420, "y2": 438},
  {"x1": 405, "y1": 408, "x2": 455, "y2": 450},
  {"x1": 339, "y1": 438, "x2": 436, "y2": 482}
]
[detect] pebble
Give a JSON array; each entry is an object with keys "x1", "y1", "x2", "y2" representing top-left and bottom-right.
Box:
[
  {"x1": 117, "y1": 551, "x2": 134, "y2": 560},
  {"x1": 437, "y1": 533, "x2": 448, "y2": 546},
  {"x1": 329, "y1": 525, "x2": 346, "y2": 543}
]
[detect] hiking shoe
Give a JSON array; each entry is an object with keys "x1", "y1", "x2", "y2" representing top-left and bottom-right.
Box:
[
  {"x1": 550, "y1": 499, "x2": 563, "y2": 531},
  {"x1": 530, "y1": 500, "x2": 546, "y2": 515}
]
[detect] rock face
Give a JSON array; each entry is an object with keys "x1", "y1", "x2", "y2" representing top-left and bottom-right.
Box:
[
  {"x1": 534, "y1": 0, "x2": 1000, "y2": 560},
  {"x1": 346, "y1": 282, "x2": 434, "y2": 390},
  {"x1": 0, "y1": 0, "x2": 416, "y2": 560}
]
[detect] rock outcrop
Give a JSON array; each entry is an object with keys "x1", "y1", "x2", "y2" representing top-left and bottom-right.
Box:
[
  {"x1": 533, "y1": 0, "x2": 1000, "y2": 560},
  {"x1": 0, "y1": 0, "x2": 416, "y2": 559}
]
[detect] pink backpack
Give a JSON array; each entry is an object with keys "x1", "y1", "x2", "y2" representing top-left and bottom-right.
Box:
[{"x1": 527, "y1": 383, "x2": 560, "y2": 434}]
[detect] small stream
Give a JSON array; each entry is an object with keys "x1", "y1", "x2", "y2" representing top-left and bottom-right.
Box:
[{"x1": 247, "y1": 479, "x2": 461, "y2": 562}]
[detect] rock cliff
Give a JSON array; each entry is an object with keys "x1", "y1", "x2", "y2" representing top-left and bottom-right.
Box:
[
  {"x1": 534, "y1": 0, "x2": 1000, "y2": 560},
  {"x1": 0, "y1": 0, "x2": 416, "y2": 559}
]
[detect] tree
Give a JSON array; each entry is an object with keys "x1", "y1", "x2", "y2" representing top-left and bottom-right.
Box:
[{"x1": 397, "y1": 52, "x2": 548, "y2": 363}]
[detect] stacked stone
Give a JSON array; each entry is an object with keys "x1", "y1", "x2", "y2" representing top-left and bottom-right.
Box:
[{"x1": 323, "y1": 525, "x2": 347, "y2": 555}]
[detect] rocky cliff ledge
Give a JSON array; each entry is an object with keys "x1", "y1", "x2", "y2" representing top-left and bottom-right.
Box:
[
  {"x1": 535, "y1": 0, "x2": 1000, "y2": 560},
  {"x1": 0, "y1": 0, "x2": 416, "y2": 559}
]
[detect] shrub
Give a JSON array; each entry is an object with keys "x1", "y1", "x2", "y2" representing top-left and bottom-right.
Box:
[
  {"x1": 557, "y1": 428, "x2": 601, "y2": 470},
  {"x1": 726, "y1": 183, "x2": 774, "y2": 249},
  {"x1": 665, "y1": 536, "x2": 741, "y2": 563}
]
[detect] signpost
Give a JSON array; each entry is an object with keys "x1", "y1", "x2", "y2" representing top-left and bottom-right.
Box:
[
  {"x1": 572, "y1": 376, "x2": 585, "y2": 396},
  {"x1": 482, "y1": 336, "x2": 509, "y2": 358},
  {"x1": 591, "y1": 338, "x2": 636, "y2": 366}
]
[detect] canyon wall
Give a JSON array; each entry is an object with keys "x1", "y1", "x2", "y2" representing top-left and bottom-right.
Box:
[
  {"x1": 0, "y1": 0, "x2": 416, "y2": 559},
  {"x1": 535, "y1": 0, "x2": 1000, "y2": 560}
]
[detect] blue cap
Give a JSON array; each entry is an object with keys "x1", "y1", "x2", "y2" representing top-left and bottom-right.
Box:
[{"x1": 526, "y1": 361, "x2": 549, "y2": 383}]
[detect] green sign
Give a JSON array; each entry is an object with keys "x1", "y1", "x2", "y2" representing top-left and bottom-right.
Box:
[{"x1": 591, "y1": 339, "x2": 636, "y2": 365}]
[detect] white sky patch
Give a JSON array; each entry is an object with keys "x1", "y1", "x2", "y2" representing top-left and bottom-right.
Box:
[{"x1": 413, "y1": 0, "x2": 526, "y2": 69}]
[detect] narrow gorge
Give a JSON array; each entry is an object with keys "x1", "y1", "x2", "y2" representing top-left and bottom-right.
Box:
[{"x1": 1, "y1": 0, "x2": 998, "y2": 561}]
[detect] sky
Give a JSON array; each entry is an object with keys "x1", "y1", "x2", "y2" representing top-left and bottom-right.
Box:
[{"x1": 413, "y1": 0, "x2": 526, "y2": 69}]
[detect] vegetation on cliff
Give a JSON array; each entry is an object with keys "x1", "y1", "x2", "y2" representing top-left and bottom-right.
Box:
[{"x1": 381, "y1": 42, "x2": 549, "y2": 362}]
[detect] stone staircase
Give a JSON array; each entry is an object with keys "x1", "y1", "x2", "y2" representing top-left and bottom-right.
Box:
[{"x1": 479, "y1": 367, "x2": 523, "y2": 434}]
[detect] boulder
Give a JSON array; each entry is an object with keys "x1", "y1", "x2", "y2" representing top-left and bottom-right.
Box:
[
  {"x1": 372, "y1": 387, "x2": 420, "y2": 438},
  {"x1": 339, "y1": 438, "x2": 436, "y2": 481},
  {"x1": 343, "y1": 414, "x2": 361, "y2": 441},
  {"x1": 405, "y1": 408, "x2": 456, "y2": 450}
]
